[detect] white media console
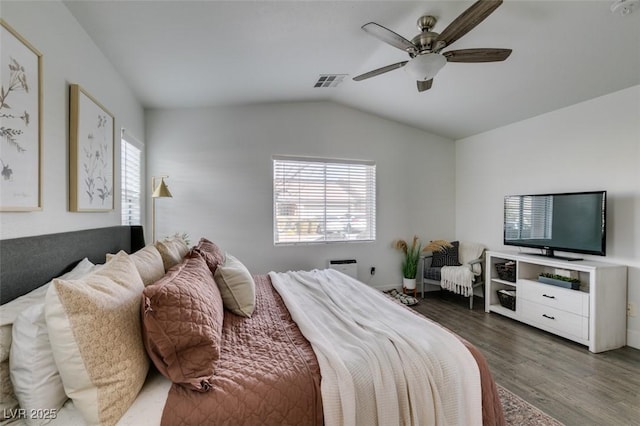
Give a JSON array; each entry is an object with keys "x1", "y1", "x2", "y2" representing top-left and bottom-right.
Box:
[{"x1": 485, "y1": 251, "x2": 627, "y2": 353}]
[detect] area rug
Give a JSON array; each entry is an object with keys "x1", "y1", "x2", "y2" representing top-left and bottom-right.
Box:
[
  {"x1": 382, "y1": 288, "x2": 419, "y2": 306},
  {"x1": 498, "y1": 384, "x2": 564, "y2": 426}
]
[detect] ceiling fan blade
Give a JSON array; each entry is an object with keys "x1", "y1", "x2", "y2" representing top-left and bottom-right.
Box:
[
  {"x1": 437, "y1": 0, "x2": 503, "y2": 48},
  {"x1": 352, "y1": 61, "x2": 408, "y2": 81},
  {"x1": 361, "y1": 22, "x2": 416, "y2": 53},
  {"x1": 417, "y1": 79, "x2": 433, "y2": 92},
  {"x1": 444, "y1": 48, "x2": 512, "y2": 62}
]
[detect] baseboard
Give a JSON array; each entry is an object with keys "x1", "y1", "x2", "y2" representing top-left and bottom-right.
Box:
[{"x1": 627, "y1": 328, "x2": 640, "y2": 350}]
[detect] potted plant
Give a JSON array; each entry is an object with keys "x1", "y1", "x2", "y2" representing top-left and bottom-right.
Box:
[
  {"x1": 538, "y1": 272, "x2": 581, "y2": 290},
  {"x1": 393, "y1": 237, "x2": 451, "y2": 290}
]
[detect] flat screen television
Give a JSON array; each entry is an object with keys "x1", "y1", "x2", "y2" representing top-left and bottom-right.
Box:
[{"x1": 503, "y1": 190, "x2": 606, "y2": 260}]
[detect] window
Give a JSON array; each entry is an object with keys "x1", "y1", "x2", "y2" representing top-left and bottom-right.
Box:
[
  {"x1": 121, "y1": 132, "x2": 142, "y2": 225},
  {"x1": 273, "y1": 155, "x2": 376, "y2": 244}
]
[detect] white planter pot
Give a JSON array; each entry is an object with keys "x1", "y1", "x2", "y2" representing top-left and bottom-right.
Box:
[{"x1": 402, "y1": 278, "x2": 417, "y2": 290}]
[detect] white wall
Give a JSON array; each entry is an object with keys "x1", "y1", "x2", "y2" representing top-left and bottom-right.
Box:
[
  {"x1": 146, "y1": 102, "x2": 456, "y2": 288},
  {"x1": 455, "y1": 85, "x2": 640, "y2": 348},
  {"x1": 0, "y1": 1, "x2": 145, "y2": 239}
]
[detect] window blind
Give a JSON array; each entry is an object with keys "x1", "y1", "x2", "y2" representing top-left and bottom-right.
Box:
[
  {"x1": 504, "y1": 195, "x2": 553, "y2": 240},
  {"x1": 273, "y1": 155, "x2": 376, "y2": 244},
  {"x1": 121, "y1": 136, "x2": 142, "y2": 226}
]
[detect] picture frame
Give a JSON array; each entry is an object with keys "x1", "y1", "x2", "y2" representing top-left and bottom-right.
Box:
[
  {"x1": 0, "y1": 20, "x2": 42, "y2": 211},
  {"x1": 69, "y1": 84, "x2": 114, "y2": 212}
]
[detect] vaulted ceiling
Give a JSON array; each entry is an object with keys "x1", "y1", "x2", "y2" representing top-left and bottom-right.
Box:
[{"x1": 65, "y1": 0, "x2": 640, "y2": 139}]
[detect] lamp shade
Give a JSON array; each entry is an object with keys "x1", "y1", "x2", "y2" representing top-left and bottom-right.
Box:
[
  {"x1": 152, "y1": 177, "x2": 173, "y2": 198},
  {"x1": 404, "y1": 53, "x2": 447, "y2": 81}
]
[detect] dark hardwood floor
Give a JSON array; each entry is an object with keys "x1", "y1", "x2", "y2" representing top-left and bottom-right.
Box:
[{"x1": 412, "y1": 291, "x2": 640, "y2": 426}]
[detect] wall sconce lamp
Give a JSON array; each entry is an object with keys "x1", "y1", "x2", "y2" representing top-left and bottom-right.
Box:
[{"x1": 151, "y1": 175, "x2": 173, "y2": 242}]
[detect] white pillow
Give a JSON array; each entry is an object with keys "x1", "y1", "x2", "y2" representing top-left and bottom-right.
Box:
[
  {"x1": 0, "y1": 258, "x2": 94, "y2": 422},
  {"x1": 0, "y1": 258, "x2": 95, "y2": 328},
  {"x1": 10, "y1": 304, "x2": 66, "y2": 425}
]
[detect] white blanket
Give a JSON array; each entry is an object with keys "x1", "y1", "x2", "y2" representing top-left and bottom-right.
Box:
[
  {"x1": 269, "y1": 269, "x2": 481, "y2": 426},
  {"x1": 441, "y1": 243, "x2": 485, "y2": 297},
  {"x1": 441, "y1": 266, "x2": 476, "y2": 297}
]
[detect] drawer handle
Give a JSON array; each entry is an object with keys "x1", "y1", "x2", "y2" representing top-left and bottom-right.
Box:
[
  {"x1": 542, "y1": 294, "x2": 555, "y2": 299},
  {"x1": 542, "y1": 314, "x2": 555, "y2": 320}
]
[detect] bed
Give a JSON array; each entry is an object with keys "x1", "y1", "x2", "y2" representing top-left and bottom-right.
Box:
[{"x1": 0, "y1": 226, "x2": 504, "y2": 426}]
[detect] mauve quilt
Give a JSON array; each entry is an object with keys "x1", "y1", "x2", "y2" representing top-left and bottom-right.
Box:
[{"x1": 160, "y1": 274, "x2": 323, "y2": 425}]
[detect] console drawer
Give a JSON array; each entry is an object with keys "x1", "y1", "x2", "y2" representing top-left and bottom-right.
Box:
[
  {"x1": 518, "y1": 280, "x2": 589, "y2": 316},
  {"x1": 519, "y1": 299, "x2": 589, "y2": 340}
]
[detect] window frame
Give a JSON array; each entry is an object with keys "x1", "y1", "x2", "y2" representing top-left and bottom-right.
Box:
[
  {"x1": 120, "y1": 129, "x2": 144, "y2": 226},
  {"x1": 272, "y1": 155, "x2": 376, "y2": 246}
]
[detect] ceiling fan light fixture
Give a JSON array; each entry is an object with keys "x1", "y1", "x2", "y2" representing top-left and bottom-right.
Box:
[{"x1": 404, "y1": 53, "x2": 447, "y2": 81}]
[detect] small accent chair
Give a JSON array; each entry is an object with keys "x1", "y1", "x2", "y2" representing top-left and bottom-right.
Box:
[{"x1": 420, "y1": 241, "x2": 486, "y2": 309}]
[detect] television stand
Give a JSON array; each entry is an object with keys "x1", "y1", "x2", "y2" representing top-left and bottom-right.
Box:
[{"x1": 485, "y1": 250, "x2": 627, "y2": 353}]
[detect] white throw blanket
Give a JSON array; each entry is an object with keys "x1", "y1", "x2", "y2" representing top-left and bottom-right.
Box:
[
  {"x1": 440, "y1": 243, "x2": 486, "y2": 297},
  {"x1": 269, "y1": 269, "x2": 481, "y2": 426},
  {"x1": 440, "y1": 266, "x2": 475, "y2": 297}
]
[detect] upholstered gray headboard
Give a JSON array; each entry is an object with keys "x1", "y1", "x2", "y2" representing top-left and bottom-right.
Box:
[{"x1": 0, "y1": 226, "x2": 145, "y2": 305}]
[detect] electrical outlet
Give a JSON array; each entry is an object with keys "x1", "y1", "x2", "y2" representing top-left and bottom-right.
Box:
[
  {"x1": 628, "y1": 302, "x2": 637, "y2": 317},
  {"x1": 370, "y1": 266, "x2": 376, "y2": 275}
]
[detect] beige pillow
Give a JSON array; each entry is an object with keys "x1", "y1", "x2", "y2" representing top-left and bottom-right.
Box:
[
  {"x1": 0, "y1": 326, "x2": 11, "y2": 363},
  {"x1": 155, "y1": 238, "x2": 189, "y2": 272},
  {"x1": 1, "y1": 360, "x2": 18, "y2": 420},
  {"x1": 214, "y1": 253, "x2": 256, "y2": 318},
  {"x1": 108, "y1": 245, "x2": 164, "y2": 286},
  {"x1": 45, "y1": 251, "x2": 148, "y2": 425}
]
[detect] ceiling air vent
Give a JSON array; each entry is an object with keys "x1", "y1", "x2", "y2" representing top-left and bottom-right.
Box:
[{"x1": 314, "y1": 74, "x2": 347, "y2": 88}]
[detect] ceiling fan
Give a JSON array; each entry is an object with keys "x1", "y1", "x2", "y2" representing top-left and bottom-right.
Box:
[{"x1": 353, "y1": 0, "x2": 512, "y2": 92}]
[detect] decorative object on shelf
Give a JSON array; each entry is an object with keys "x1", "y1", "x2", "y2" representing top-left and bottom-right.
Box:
[
  {"x1": 151, "y1": 176, "x2": 173, "y2": 242},
  {"x1": 495, "y1": 261, "x2": 516, "y2": 282},
  {"x1": 69, "y1": 84, "x2": 114, "y2": 212},
  {"x1": 0, "y1": 20, "x2": 42, "y2": 211},
  {"x1": 393, "y1": 237, "x2": 451, "y2": 291},
  {"x1": 538, "y1": 273, "x2": 581, "y2": 290},
  {"x1": 497, "y1": 289, "x2": 516, "y2": 311}
]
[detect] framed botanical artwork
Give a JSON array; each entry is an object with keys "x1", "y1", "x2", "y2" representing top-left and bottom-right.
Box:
[
  {"x1": 0, "y1": 20, "x2": 42, "y2": 211},
  {"x1": 69, "y1": 84, "x2": 114, "y2": 212}
]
